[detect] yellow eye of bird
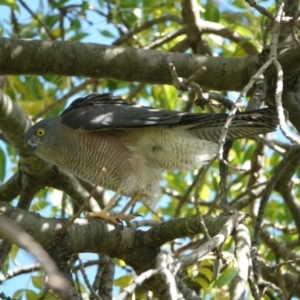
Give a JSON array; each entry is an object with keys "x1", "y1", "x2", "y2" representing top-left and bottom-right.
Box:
[{"x1": 36, "y1": 128, "x2": 45, "y2": 137}]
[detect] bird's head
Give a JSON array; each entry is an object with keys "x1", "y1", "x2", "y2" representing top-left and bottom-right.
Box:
[{"x1": 25, "y1": 118, "x2": 62, "y2": 161}]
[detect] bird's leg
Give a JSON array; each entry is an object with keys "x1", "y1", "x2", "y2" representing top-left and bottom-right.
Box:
[
  {"x1": 112, "y1": 193, "x2": 141, "y2": 222},
  {"x1": 86, "y1": 189, "x2": 141, "y2": 225},
  {"x1": 85, "y1": 186, "x2": 124, "y2": 225},
  {"x1": 101, "y1": 186, "x2": 124, "y2": 214}
]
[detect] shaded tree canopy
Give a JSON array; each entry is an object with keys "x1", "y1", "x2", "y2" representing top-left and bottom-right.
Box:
[{"x1": 0, "y1": 0, "x2": 300, "y2": 299}]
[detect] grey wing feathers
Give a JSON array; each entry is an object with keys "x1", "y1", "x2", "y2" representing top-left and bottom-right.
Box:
[
  {"x1": 61, "y1": 93, "x2": 182, "y2": 129},
  {"x1": 61, "y1": 93, "x2": 278, "y2": 139}
]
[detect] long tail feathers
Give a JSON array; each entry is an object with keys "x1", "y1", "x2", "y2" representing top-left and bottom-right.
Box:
[{"x1": 188, "y1": 107, "x2": 278, "y2": 142}]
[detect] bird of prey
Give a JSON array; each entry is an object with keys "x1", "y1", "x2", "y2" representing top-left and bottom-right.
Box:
[{"x1": 25, "y1": 93, "x2": 278, "y2": 224}]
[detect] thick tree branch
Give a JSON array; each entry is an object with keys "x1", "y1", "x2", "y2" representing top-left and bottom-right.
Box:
[
  {"x1": 1, "y1": 37, "x2": 299, "y2": 99},
  {"x1": 0, "y1": 201, "x2": 235, "y2": 269},
  {"x1": 0, "y1": 200, "x2": 238, "y2": 298},
  {"x1": 0, "y1": 200, "x2": 136, "y2": 256},
  {"x1": 0, "y1": 37, "x2": 281, "y2": 92}
]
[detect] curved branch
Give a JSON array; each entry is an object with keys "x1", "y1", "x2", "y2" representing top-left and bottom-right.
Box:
[
  {"x1": 0, "y1": 263, "x2": 40, "y2": 283},
  {"x1": 0, "y1": 89, "x2": 50, "y2": 176},
  {"x1": 171, "y1": 211, "x2": 239, "y2": 274},
  {"x1": 0, "y1": 172, "x2": 22, "y2": 202},
  {"x1": 254, "y1": 145, "x2": 300, "y2": 246},
  {"x1": 0, "y1": 215, "x2": 74, "y2": 299},
  {"x1": 0, "y1": 89, "x2": 32, "y2": 156}
]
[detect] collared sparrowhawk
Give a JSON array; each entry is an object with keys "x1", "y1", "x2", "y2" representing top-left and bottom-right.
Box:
[{"x1": 25, "y1": 93, "x2": 278, "y2": 223}]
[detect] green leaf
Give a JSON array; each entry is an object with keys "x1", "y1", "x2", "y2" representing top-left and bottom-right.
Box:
[
  {"x1": 187, "y1": 260, "x2": 214, "y2": 290},
  {"x1": 1, "y1": 258, "x2": 9, "y2": 275},
  {"x1": 32, "y1": 275, "x2": 43, "y2": 289},
  {"x1": 214, "y1": 259, "x2": 239, "y2": 288},
  {"x1": 13, "y1": 289, "x2": 26, "y2": 300},
  {"x1": 0, "y1": 0, "x2": 19, "y2": 11},
  {"x1": 114, "y1": 274, "x2": 134, "y2": 287},
  {"x1": 10, "y1": 244, "x2": 20, "y2": 265},
  {"x1": 31, "y1": 199, "x2": 49, "y2": 211},
  {"x1": 43, "y1": 293, "x2": 62, "y2": 300},
  {"x1": 69, "y1": 32, "x2": 89, "y2": 42},
  {"x1": 26, "y1": 290, "x2": 39, "y2": 300},
  {"x1": 99, "y1": 29, "x2": 115, "y2": 38},
  {"x1": 204, "y1": 0, "x2": 220, "y2": 22},
  {"x1": 44, "y1": 15, "x2": 60, "y2": 28},
  {"x1": 50, "y1": 0, "x2": 68, "y2": 9}
]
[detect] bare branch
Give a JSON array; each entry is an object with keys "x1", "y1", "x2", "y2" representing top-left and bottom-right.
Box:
[
  {"x1": 116, "y1": 269, "x2": 161, "y2": 300},
  {"x1": 0, "y1": 263, "x2": 40, "y2": 283},
  {"x1": 230, "y1": 223, "x2": 251, "y2": 300},
  {"x1": 171, "y1": 211, "x2": 239, "y2": 274},
  {"x1": 254, "y1": 145, "x2": 300, "y2": 245},
  {"x1": 113, "y1": 15, "x2": 184, "y2": 46},
  {"x1": 78, "y1": 255, "x2": 102, "y2": 300},
  {"x1": 245, "y1": 0, "x2": 274, "y2": 20},
  {"x1": 0, "y1": 215, "x2": 73, "y2": 299}
]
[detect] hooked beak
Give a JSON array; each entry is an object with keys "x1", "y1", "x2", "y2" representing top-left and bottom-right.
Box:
[{"x1": 26, "y1": 136, "x2": 38, "y2": 152}]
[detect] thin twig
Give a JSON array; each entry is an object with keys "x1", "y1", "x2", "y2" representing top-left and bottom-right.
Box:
[
  {"x1": 175, "y1": 159, "x2": 215, "y2": 217},
  {"x1": 287, "y1": 273, "x2": 300, "y2": 300},
  {"x1": 168, "y1": 62, "x2": 207, "y2": 100},
  {"x1": 216, "y1": 59, "x2": 273, "y2": 162},
  {"x1": 145, "y1": 29, "x2": 186, "y2": 50},
  {"x1": 219, "y1": 141, "x2": 232, "y2": 214},
  {"x1": 245, "y1": 0, "x2": 274, "y2": 19},
  {"x1": 113, "y1": 15, "x2": 183, "y2": 45},
  {"x1": 259, "y1": 281, "x2": 285, "y2": 300},
  {"x1": 18, "y1": 0, "x2": 56, "y2": 40},
  {"x1": 78, "y1": 255, "x2": 102, "y2": 300},
  {"x1": 207, "y1": 92, "x2": 234, "y2": 110},
  {"x1": 32, "y1": 78, "x2": 97, "y2": 121},
  {"x1": 116, "y1": 269, "x2": 161, "y2": 300},
  {"x1": 184, "y1": 66, "x2": 207, "y2": 86}
]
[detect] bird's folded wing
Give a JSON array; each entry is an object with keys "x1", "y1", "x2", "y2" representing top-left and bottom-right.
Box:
[{"x1": 61, "y1": 93, "x2": 278, "y2": 133}]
